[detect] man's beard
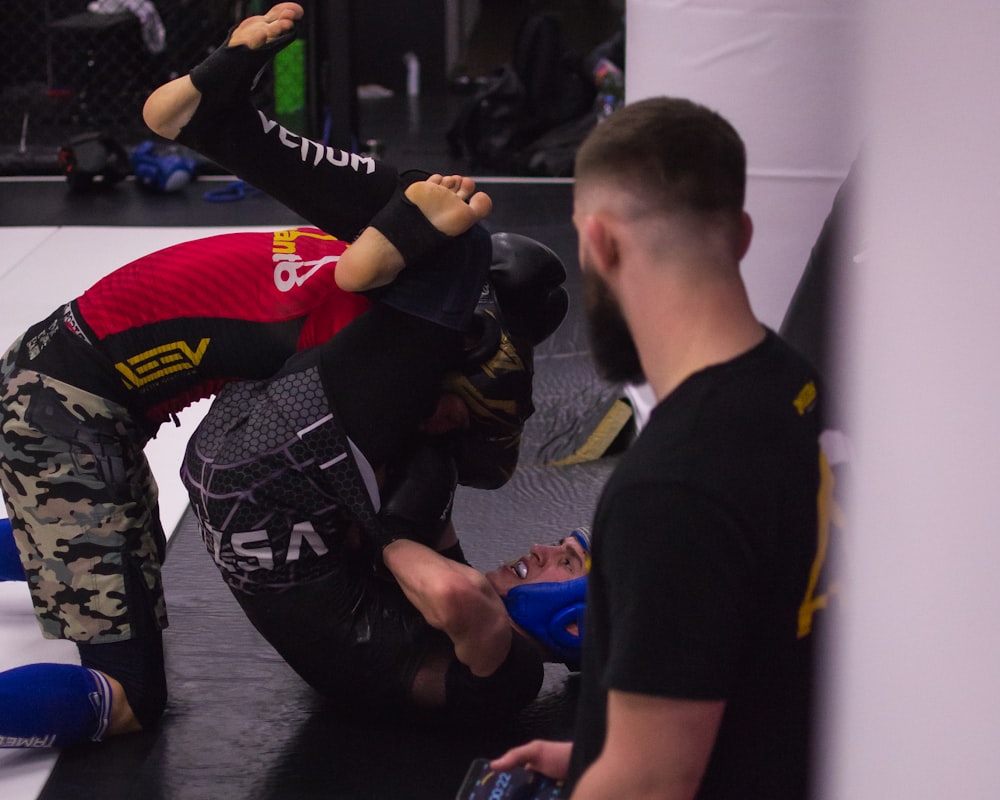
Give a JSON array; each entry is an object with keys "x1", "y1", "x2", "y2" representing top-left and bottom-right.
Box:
[{"x1": 582, "y1": 266, "x2": 646, "y2": 385}]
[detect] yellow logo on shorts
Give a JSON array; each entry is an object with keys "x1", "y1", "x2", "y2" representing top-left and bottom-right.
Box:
[{"x1": 115, "y1": 339, "x2": 210, "y2": 389}]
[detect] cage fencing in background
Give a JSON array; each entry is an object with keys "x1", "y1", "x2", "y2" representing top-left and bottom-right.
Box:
[{"x1": 0, "y1": 1, "x2": 275, "y2": 176}]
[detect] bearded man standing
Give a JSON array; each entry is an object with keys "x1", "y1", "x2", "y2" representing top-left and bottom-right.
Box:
[{"x1": 491, "y1": 97, "x2": 834, "y2": 800}]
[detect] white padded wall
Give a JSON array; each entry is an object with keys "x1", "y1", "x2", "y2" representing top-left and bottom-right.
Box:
[
  {"x1": 824, "y1": 1, "x2": 1000, "y2": 798},
  {"x1": 628, "y1": 1, "x2": 1000, "y2": 795},
  {"x1": 625, "y1": 0, "x2": 864, "y2": 327}
]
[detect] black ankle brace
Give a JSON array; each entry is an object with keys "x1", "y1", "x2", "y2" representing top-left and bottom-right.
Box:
[
  {"x1": 190, "y1": 29, "x2": 297, "y2": 102},
  {"x1": 367, "y1": 181, "x2": 455, "y2": 267}
]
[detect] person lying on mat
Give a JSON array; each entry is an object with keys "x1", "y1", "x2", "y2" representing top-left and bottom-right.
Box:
[
  {"x1": 158, "y1": 0, "x2": 579, "y2": 723},
  {"x1": 183, "y1": 397, "x2": 593, "y2": 717},
  {"x1": 174, "y1": 223, "x2": 578, "y2": 716},
  {"x1": 0, "y1": 2, "x2": 571, "y2": 748}
]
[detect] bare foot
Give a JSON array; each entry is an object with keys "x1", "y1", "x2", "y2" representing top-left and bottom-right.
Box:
[
  {"x1": 405, "y1": 175, "x2": 493, "y2": 237},
  {"x1": 336, "y1": 175, "x2": 492, "y2": 293},
  {"x1": 228, "y1": 3, "x2": 303, "y2": 50}
]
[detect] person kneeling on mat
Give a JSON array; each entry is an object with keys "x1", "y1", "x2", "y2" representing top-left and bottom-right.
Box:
[
  {"x1": 0, "y1": 180, "x2": 487, "y2": 750},
  {"x1": 1, "y1": 236, "x2": 578, "y2": 736},
  {"x1": 0, "y1": 206, "x2": 573, "y2": 747},
  {"x1": 0, "y1": 0, "x2": 571, "y2": 748}
]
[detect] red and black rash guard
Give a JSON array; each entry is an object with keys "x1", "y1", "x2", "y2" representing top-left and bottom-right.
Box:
[
  {"x1": 18, "y1": 227, "x2": 369, "y2": 431},
  {"x1": 16, "y1": 48, "x2": 409, "y2": 434},
  {"x1": 16, "y1": 69, "x2": 406, "y2": 433}
]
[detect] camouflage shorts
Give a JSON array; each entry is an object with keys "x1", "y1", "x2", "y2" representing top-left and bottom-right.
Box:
[{"x1": 0, "y1": 336, "x2": 168, "y2": 643}]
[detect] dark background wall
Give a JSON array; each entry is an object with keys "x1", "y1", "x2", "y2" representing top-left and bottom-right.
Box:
[{"x1": 0, "y1": 0, "x2": 623, "y2": 174}]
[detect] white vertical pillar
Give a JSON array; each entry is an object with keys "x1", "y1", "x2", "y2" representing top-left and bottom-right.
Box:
[
  {"x1": 824, "y1": 1, "x2": 1000, "y2": 797},
  {"x1": 625, "y1": 0, "x2": 863, "y2": 327}
]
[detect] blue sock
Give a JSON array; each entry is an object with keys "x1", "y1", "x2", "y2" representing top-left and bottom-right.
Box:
[
  {"x1": 0, "y1": 663, "x2": 113, "y2": 748},
  {"x1": 0, "y1": 517, "x2": 26, "y2": 581}
]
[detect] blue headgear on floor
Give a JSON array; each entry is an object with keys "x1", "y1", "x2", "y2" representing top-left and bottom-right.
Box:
[
  {"x1": 130, "y1": 140, "x2": 198, "y2": 193},
  {"x1": 503, "y1": 528, "x2": 591, "y2": 669}
]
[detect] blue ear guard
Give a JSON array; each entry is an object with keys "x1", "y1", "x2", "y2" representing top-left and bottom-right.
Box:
[
  {"x1": 131, "y1": 141, "x2": 198, "y2": 193},
  {"x1": 503, "y1": 528, "x2": 591, "y2": 669}
]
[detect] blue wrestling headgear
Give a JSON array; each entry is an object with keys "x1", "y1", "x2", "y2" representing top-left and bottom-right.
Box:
[
  {"x1": 131, "y1": 140, "x2": 198, "y2": 193},
  {"x1": 503, "y1": 528, "x2": 591, "y2": 670}
]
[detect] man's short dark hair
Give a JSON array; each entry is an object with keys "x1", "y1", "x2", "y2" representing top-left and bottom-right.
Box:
[{"x1": 574, "y1": 96, "x2": 747, "y2": 220}]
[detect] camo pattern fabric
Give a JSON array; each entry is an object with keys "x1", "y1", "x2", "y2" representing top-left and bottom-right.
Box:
[{"x1": 0, "y1": 336, "x2": 167, "y2": 642}]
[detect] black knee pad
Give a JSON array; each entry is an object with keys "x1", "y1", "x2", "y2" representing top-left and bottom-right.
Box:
[{"x1": 77, "y1": 631, "x2": 167, "y2": 731}]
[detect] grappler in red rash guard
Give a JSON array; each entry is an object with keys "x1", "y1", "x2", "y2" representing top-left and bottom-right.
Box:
[
  {"x1": 1, "y1": 2, "x2": 576, "y2": 749},
  {"x1": 0, "y1": 183, "x2": 490, "y2": 747}
]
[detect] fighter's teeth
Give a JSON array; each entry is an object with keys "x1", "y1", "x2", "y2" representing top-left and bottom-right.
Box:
[{"x1": 514, "y1": 560, "x2": 528, "y2": 579}]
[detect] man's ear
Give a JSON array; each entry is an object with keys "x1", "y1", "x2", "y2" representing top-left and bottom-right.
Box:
[
  {"x1": 736, "y1": 211, "x2": 754, "y2": 260},
  {"x1": 581, "y1": 213, "x2": 620, "y2": 277}
]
